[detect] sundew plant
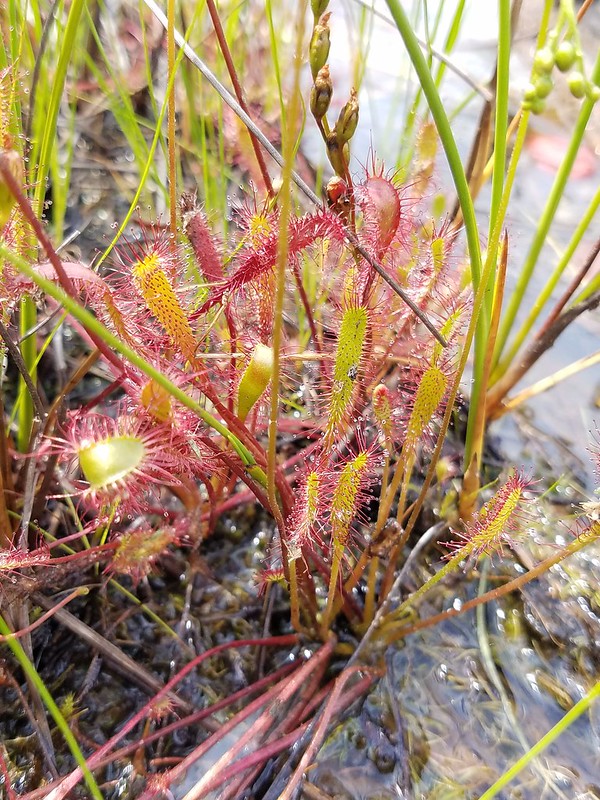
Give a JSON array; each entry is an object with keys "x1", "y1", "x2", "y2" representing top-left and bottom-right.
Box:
[{"x1": 1, "y1": 0, "x2": 600, "y2": 797}]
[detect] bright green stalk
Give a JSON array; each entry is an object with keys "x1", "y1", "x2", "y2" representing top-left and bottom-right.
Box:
[
  {"x1": 17, "y1": 298, "x2": 36, "y2": 452},
  {"x1": 94, "y1": 3, "x2": 200, "y2": 268},
  {"x1": 11, "y1": 24, "x2": 41, "y2": 449},
  {"x1": 32, "y1": 0, "x2": 85, "y2": 217},
  {"x1": 432, "y1": 0, "x2": 466, "y2": 89},
  {"x1": 480, "y1": 678, "x2": 600, "y2": 799},
  {"x1": 464, "y1": 0, "x2": 554, "y2": 461},
  {"x1": 486, "y1": 0, "x2": 510, "y2": 291},
  {"x1": 0, "y1": 612, "x2": 103, "y2": 800},
  {"x1": 463, "y1": 0, "x2": 510, "y2": 462},
  {"x1": 384, "y1": 0, "x2": 482, "y2": 290},
  {"x1": 0, "y1": 245, "x2": 262, "y2": 477},
  {"x1": 268, "y1": 2, "x2": 306, "y2": 514},
  {"x1": 494, "y1": 46, "x2": 600, "y2": 371},
  {"x1": 18, "y1": 0, "x2": 85, "y2": 451},
  {"x1": 500, "y1": 184, "x2": 600, "y2": 366}
]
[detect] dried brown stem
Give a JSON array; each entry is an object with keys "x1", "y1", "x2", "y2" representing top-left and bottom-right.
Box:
[
  {"x1": 0, "y1": 318, "x2": 45, "y2": 422},
  {"x1": 487, "y1": 284, "x2": 600, "y2": 418}
]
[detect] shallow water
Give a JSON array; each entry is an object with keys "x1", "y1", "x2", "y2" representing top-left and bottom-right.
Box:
[{"x1": 309, "y1": 533, "x2": 600, "y2": 799}]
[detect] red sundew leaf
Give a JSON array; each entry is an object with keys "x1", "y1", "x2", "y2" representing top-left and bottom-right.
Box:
[
  {"x1": 195, "y1": 210, "x2": 347, "y2": 314},
  {"x1": 446, "y1": 470, "x2": 536, "y2": 559},
  {"x1": 0, "y1": 544, "x2": 51, "y2": 574}
]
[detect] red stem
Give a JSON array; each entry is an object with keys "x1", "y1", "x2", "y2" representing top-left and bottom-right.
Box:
[
  {"x1": 205, "y1": 0, "x2": 274, "y2": 198},
  {"x1": 19, "y1": 662, "x2": 299, "y2": 800},
  {"x1": 44, "y1": 634, "x2": 299, "y2": 800},
  {"x1": 156, "y1": 638, "x2": 335, "y2": 800}
]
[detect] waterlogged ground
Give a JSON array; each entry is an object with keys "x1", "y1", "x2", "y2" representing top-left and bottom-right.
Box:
[
  {"x1": 6, "y1": 501, "x2": 596, "y2": 799},
  {"x1": 309, "y1": 524, "x2": 600, "y2": 799}
]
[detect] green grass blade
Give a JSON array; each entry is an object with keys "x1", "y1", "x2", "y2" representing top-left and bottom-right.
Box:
[
  {"x1": 383, "y1": 0, "x2": 482, "y2": 291},
  {"x1": 0, "y1": 611, "x2": 103, "y2": 800},
  {"x1": 480, "y1": 678, "x2": 600, "y2": 799},
  {"x1": 32, "y1": 0, "x2": 86, "y2": 218}
]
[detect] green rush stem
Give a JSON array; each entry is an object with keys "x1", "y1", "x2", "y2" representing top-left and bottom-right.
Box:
[
  {"x1": 267, "y1": 2, "x2": 307, "y2": 565},
  {"x1": 493, "y1": 46, "x2": 600, "y2": 373},
  {"x1": 31, "y1": 0, "x2": 86, "y2": 218},
  {"x1": 465, "y1": 0, "x2": 553, "y2": 459},
  {"x1": 480, "y1": 680, "x2": 600, "y2": 799},
  {"x1": 0, "y1": 612, "x2": 104, "y2": 800},
  {"x1": 0, "y1": 245, "x2": 262, "y2": 477},
  {"x1": 384, "y1": 0, "x2": 482, "y2": 292},
  {"x1": 17, "y1": 298, "x2": 36, "y2": 452},
  {"x1": 485, "y1": 0, "x2": 510, "y2": 318},
  {"x1": 383, "y1": 523, "x2": 600, "y2": 640},
  {"x1": 461, "y1": 231, "x2": 508, "y2": 515},
  {"x1": 464, "y1": 107, "x2": 530, "y2": 459},
  {"x1": 18, "y1": 0, "x2": 83, "y2": 448}
]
